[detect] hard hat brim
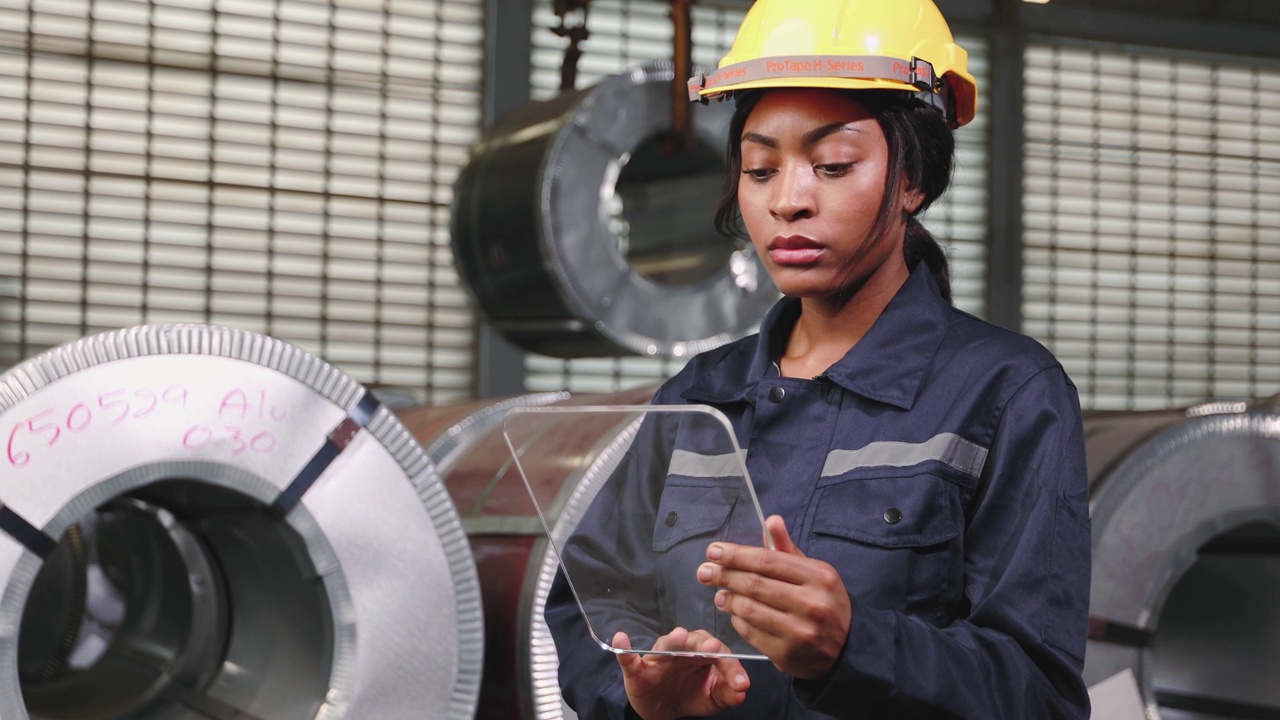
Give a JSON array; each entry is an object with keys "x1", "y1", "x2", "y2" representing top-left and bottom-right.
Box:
[
  {"x1": 693, "y1": 75, "x2": 977, "y2": 128},
  {"x1": 687, "y1": 54, "x2": 976, "y2": 127}
]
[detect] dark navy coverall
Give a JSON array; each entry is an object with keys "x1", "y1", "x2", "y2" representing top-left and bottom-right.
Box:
[{"x1": 546, "y1": 262, "x2": 1093, "y2": 719}]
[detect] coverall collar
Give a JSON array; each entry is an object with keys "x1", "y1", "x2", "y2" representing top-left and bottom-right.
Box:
[{"x1": 683, "y1": 262, "x2": 951, "y2": 410}]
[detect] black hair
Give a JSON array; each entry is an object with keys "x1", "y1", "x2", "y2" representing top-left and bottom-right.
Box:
[{"x1": 713, "y1": 89, "x2": 956, "y2": 304}]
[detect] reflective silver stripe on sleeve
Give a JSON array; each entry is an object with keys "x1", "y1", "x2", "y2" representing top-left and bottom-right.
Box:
[
  {"x1": 821, "y1": 433, "x2": 988, "y2": 479},
  {"x1": 668, "y1": 449, "x2": 745, "y2": 478}
]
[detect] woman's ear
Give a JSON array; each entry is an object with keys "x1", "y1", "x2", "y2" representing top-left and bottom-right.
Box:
[{"x1": 903, "y1": 186, "x2": 925, "y2": 215}]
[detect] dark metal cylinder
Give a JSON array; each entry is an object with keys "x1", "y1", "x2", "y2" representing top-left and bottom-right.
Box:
[
  {"x1": 451, "y1": 62, "x2": 776, "y2": 359},
  {"x1": 1084, "y1": 398, "x2": 1280, "y2": 719}
]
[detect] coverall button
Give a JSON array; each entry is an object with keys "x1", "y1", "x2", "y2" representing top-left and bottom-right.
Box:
[
  {"x1": 883, "y1": 507, "x2": 903, "y2": 524},
  {"x1": 665, "y1": 511, "x2": 678, "y2": 527},
  {"x1": 768, "y1": 386, "x2": 785, "y2": 402}
]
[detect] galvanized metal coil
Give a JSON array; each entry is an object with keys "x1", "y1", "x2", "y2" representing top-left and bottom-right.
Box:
[{"x1": 0, "y1": 325, "x2": 483, "y2": 720}]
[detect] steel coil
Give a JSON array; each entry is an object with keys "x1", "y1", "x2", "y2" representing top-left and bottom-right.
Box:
[
  {"x1": 0, "y1": 325, "x2": 483, "y2": 720},
  {"x1": 399, "y1": 387, "x2": 656, "y2": 720},
  {"x1": 1085, "y1": 397, "x2": 1280, "y2": 719},
  {"x1": 451, "y1": 61, "x2": 777, "y2": 359}
]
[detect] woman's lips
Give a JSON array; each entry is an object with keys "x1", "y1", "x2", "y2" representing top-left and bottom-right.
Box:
[{"x1": 768, "y1": 236, "x2": 825, "y2": 266}]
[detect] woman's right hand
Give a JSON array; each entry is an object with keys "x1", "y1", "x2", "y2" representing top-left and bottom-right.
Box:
[{"x1": 614, "y1": 628, "x2": 750, "y2": 720}]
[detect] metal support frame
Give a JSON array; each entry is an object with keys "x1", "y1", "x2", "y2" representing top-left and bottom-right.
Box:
[
  {"x1": 475, "y1": 0, "x2": 534, "y2": 397},
  {"x1": 984, "y1": 0, "x2": 1026, "y2": 332}
]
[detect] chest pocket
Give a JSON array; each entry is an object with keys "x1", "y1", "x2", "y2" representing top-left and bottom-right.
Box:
[
  {"x1": 650, "y1": 480, "x2": 750, "y2": 640},
  {"x1": 809, "y1": 472, "x2": 963, "y2": 620},
  {"x1": 652, "y1": 482, "x2": 738, "y2": 551}
]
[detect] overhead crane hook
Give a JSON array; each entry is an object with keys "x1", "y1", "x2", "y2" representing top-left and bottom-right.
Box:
[
  {"x1": 552, "y1": 0, "x2": 591, "y2": 92},
  {"x1": 666, "y1": 0, "x2": 695, "y2": 154},
  {"x1": 552, "y1": 0, "x2": 696, "y2": 154}
]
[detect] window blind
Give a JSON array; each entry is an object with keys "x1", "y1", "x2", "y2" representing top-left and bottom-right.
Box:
[
  {"x1": 526, "y1": 0, "x2": 989, "y2": 394},
  {"x1": 0, "y1": 0, "x2": 484, "y2": 404},
  {"x1": 1023, "y1": 43, "x2": 1280, "y2": 410}
]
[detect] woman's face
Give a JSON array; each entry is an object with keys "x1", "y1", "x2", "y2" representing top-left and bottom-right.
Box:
[{"x1": 737, "y1": 88, "x2": 914, "y2": 302}]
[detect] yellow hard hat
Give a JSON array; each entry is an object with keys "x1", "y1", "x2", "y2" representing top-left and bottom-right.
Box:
[{"x1": 688, "y1": 0, "x2": 977, "y2": 127}]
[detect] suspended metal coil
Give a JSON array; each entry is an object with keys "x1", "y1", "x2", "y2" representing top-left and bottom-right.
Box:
[{"x1": 451, "y1": 61, "x2": 777, "y2": 359}]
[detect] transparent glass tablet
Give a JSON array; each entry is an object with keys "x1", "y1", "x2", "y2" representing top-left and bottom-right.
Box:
[{"x1": 504, "y1": 404, "x2": 771, "y2": 659}]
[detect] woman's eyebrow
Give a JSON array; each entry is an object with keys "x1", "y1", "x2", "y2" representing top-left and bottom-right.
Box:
[
  {"x1": 742, "y1": 122, "x2": 861, "y2": 150},
  {"x1": 742, "y1": 131, "x2": 778, "y2": 149},
  {"x1": 803, "y1": 122, "x2": 860, "y2": 146}
]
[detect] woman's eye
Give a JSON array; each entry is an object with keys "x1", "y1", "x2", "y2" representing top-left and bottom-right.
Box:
[
  {"x1": 741, "y1": 167, "x2": 775, "y2": 182},
  {"x1": 816, "y1": 162, "x2": 855, "y2": 177}
]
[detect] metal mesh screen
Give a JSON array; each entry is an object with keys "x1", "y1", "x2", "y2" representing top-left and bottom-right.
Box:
[
  {"x1": 0, "y1": 0, "x2": 484, "y2": 404},
  {"x1": 525, "y1": 0, "x2": 989, "y2": 394},
  {"x1": 1023, "y1": 43, "x2": 1280, "y2": 410}
]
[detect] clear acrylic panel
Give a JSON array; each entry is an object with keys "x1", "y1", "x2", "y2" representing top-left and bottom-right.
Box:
[{"x1": 503, "y1": 404, "x2": 771, "y2": 659}]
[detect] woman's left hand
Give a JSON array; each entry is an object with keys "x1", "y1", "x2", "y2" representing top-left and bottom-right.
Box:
[{"x1": 696, "y1": 515, "x2": 852, "y2": 680}]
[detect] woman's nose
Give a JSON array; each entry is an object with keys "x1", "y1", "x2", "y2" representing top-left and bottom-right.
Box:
[{"x1": 770, "y1": 165, "x2": 816, "y2": 221}]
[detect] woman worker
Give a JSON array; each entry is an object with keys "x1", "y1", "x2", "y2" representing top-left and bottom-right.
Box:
[{"x1": 545, "y1": 1, "x2": 1092, "y2": 717}]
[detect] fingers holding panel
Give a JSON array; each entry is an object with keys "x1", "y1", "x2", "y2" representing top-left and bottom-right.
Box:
[
  {"x1": 704, "y1": 541, "x2": 814, "y2": 585},
  {"x1": 696, "y1": 537, "x2": 855, "y2": 680}
]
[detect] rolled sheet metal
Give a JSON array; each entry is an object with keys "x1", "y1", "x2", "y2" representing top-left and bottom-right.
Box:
[
  {"x1": 400, "y1": 386, "x2": 656, "y2": 720},
  {"x1": 0, "y1": 325, "x2": 483, "y2": 720},
  {"x1": 451, "y1": 61, "x2": 777, "y2": 358},
  {"x1": 1085, "y1": 397, "x2": 1280, "y2": 719}
]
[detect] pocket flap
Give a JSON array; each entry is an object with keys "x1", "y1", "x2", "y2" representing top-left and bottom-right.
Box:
[
  {"x1": 812, "y1": 474, "x2": 958, "y2": 548},
  {"x1": 651, "y1": 482, "x2": 738, "y2": 551}
]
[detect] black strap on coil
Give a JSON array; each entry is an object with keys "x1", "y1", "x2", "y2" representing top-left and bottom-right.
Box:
[
  {"x1": 271, "y1": 392, "x2": 382, "y2": 517},
  {"x1": 0, "y1": 501, "x2": 57, "y2": 559}
]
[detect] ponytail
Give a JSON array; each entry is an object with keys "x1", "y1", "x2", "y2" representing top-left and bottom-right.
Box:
[{"x1": 904, "y1": 216, "x2": 952, "y2": 304}]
